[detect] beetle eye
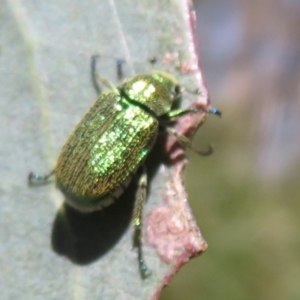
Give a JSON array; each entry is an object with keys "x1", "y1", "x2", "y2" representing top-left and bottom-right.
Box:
[{"x1": 174, "y1": 84, "x2": 181, "y2": 95}]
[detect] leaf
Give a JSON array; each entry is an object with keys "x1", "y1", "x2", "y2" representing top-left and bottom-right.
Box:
[{"x1": 0, "y1": 0, "x2": 210, "y2": 299}]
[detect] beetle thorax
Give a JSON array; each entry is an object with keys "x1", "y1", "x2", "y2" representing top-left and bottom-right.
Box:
[{"x1": 121, "y1": 74, "x2": 179, "y2": 117}]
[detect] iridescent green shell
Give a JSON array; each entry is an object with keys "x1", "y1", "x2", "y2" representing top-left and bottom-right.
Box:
[
  {"x1": 55, "y1": 91, "x2": 157, "y2": 211},
  {"x1": 55, "y1": 73, "x2": 178, "y2": 212}
]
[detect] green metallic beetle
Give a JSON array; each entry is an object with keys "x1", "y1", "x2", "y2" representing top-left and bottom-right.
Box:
[{"x1": 29, "y1": 56, "x2": 220, "y2": 278}]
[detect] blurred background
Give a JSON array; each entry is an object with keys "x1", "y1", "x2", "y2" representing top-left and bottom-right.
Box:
[{"x1": 162, "y1": 0, "x2": 300, "y2": 299}]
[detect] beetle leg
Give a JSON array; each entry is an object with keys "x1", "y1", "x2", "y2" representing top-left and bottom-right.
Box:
[
  {"x1": 165, "y1": 127, "x2": 214, "y2": 156},
  {"x1": 132, "y1": 165, "x2": 151, "y2": 278},
  {"x1": 91, "y1": 55, "x2": 102, "y2": 94},
  {"x1": 167, "y1": 107, "x2": 199, "y2": 120},
  {"x1": 116, "y1": 59, "x2": 126, "y2": 81},
  {"x1": 28, "y1": 170, "x2": 55, "y2": 186},
  {"x1": 91, "y1": 55, "x2": 116, "y2": 94},
  {"x1": 167, "y1": 107, "x2": 221, "y2": 121}
]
